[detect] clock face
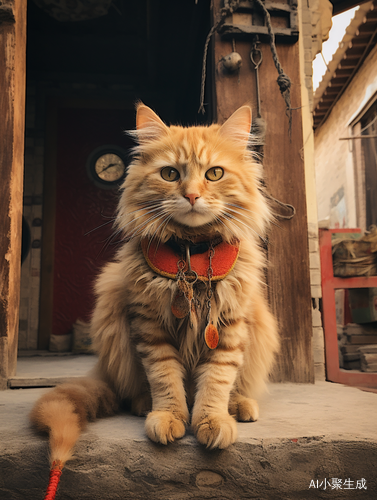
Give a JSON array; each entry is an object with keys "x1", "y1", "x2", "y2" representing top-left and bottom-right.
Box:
[
  {"x1": 94, "y1": 153, "x2": 126, "y2": 182},
  {"x1": 86, "y1": 146, "x2": 128, "y2": 189}
]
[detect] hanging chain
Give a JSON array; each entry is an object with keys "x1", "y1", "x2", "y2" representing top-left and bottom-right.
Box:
[
  {"x1": 176, "y1": 258, "x2": 186, "y2": 283},
  {"x1": 171, "y1": 248, "x2": 198, "y2": 327},
  {"x1": 206, "y1": 242, "x2": 215, "y2": 326}
]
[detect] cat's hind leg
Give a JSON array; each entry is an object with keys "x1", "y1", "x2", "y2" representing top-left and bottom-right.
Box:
[{"x1": 229, "y1": 391, "x2": 259, "y2": 422}]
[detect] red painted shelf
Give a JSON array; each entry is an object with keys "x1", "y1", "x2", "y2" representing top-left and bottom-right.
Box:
[{"x1": 319, "y1": 228, "x2": 377, "y2": 388}]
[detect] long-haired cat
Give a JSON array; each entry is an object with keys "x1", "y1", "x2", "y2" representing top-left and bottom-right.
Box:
[{"x1": 30, "y1": 103, "x2": 279, "y2": 470}]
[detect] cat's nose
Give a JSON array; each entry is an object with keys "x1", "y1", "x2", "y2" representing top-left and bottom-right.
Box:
[{"x1": 184, "y1": 193, "x2": 200, "y2": 206}]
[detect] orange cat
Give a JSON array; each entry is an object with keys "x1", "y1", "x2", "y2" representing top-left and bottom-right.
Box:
[{"x1": 31, "y1": 103, "x2": 279, "y2": 469}]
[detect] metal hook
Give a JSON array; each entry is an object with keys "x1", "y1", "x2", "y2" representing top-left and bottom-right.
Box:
[
  {"x1": 250, "y1": 46, "x2": 263, "y2": 70},
  {"x1": 250, "y1": 36, "x2": 262, "y2": 69}
]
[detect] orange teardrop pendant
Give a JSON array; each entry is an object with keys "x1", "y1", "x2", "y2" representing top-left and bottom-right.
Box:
[{"x1": 204, "y1": 323, "x2": 219, "y2": 349}]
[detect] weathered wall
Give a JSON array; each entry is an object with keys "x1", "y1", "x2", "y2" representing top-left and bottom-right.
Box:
[{"x1": 315, "y1": 44, "x2": 377, "y2": 229}]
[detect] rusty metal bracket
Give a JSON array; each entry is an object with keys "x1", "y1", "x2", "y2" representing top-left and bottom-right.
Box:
[{"x1": 218, "y1": 0, "x2": 299, "y2": 44}]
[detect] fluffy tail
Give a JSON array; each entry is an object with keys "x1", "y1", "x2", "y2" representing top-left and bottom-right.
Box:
[{"x1": 30, "y1": 377, "x2": 117, "y2": 466}]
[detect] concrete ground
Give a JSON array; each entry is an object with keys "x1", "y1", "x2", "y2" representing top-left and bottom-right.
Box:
[{"x1": 1, "y1": 356, "x2": 377, "y2": 499}]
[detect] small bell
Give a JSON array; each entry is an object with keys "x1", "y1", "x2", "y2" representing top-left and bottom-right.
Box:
[{"x1": 222, "y1": 52, "x2": 242, "y2": 74}]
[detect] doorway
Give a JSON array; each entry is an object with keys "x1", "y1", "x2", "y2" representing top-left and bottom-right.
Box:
[
  {"x1": 18, "y1": 0, "x2": 210, "y2": 355},
  {"x1": 38, "y1": 102, "x2": 134, "y2": 348}
]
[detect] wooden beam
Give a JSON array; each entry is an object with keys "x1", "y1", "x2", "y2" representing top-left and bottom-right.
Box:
[
  {"x1": 0, "y1": 0, "x2": 27, "y2": 389},
  {"x1": 212, "y1": 1, "x2": 313, "y2": 383}
]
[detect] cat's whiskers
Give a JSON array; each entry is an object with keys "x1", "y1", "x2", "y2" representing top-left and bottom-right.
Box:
[
  {"x1": 84, "y1": 218, "x2": 116, "y2": 237},
  {"x1": 125, "y1": 199, "x2": 167, "y2": 216},
  {"x1": 150, "y1": 213, "x2": 174, "y2": 255},
  {"x1": 221, "y1": 211, "x2": 267, "y2": 245},
  {"x1": 125, "y1": 208, "x2": 169, "y2": 242},
  {"x1": 98, "y1": 202, "x2": 167, "y2": 253},
  {"x1": 224, "y1": 202, "x2": 262, "y2": 218},
  {"x1": 147, "y1": 200, "x2": 177, "y2": 245},
  {"x1": 225, "y1": 202, "x2": 280, "y2": 229},
  {"x1": 222, "y1": 206, "x2": 263, "y2": 231},
  {"x1": 105, "y1": 206, "x2": 164, "y2": 249},
  {"x1": 212, "y1": 214, "x2": 238, "y2": 241},
  {"x1": 219, "y1": 213, "x2": 248, "y2": 240}
]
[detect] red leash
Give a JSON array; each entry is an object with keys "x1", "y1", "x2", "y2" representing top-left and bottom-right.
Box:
[{"x1": 44, "y1": 460, "x2": 63, "y2": 500}]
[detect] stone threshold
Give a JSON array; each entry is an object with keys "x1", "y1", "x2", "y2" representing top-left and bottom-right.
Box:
[{"x1": 1, "y1": 381, "x2": 377, "y2": 499}]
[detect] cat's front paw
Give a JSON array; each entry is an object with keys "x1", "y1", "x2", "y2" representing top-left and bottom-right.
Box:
[
  {"x1": 145, "y1": 410, "x2": 187, "y2": 445},
  {"x1": 192, "y1": 412, "x2": 237, "y2": 449}
]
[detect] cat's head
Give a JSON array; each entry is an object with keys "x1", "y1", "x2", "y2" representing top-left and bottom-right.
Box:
[{"x1": 117, "y1": 104, "x2": 271, "y2": 243}]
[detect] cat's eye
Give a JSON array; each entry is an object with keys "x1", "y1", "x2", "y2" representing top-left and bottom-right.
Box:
[
  {"x1": 205, "y1": 167, "x2": 224, "y2": 181},
  {"x1": 161, "y1": 167, "x2": 180, "y2": 182}
]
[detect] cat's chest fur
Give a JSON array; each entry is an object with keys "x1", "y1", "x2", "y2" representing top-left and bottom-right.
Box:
[{"x1": 133, "y1": 269, "x2": 215, "y2": 361}]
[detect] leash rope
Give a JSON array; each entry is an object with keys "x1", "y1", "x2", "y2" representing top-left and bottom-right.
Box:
[{"x1": 44, "y1": 461, "x2": 63, "y2": 500}]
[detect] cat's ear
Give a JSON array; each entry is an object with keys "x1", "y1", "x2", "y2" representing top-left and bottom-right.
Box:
[
  {"x1": 219, "y1": 105, "x2": 252, "y2": 149},
  {"x1": 135, "y1": 103, "x2": 168, "y2": 142}
]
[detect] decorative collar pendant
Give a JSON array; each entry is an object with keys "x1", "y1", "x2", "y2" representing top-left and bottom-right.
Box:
[
  {"x1": 141, "y1": 237, "x2": 240, "y2": 350},
  {"x1": 204, "y1": 242, "x2": 219, "y2": 349}
]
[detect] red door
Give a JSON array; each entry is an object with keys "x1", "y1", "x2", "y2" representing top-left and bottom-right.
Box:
[{"x1": 52, "y1": 107, "x2": 134, "y2": 336}]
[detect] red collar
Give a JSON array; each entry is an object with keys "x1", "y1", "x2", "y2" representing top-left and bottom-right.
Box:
[{"x1": 141, "y1": 238, "x2": 239, "y2": 281}]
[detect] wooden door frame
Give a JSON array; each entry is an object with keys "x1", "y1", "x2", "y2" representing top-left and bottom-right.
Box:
[
  {"x1": 39, "y1": 98, "x2": 134, "y2": 349},
  {"x1": 0, "y1": 0, "x2": 27, "y2": 389}
]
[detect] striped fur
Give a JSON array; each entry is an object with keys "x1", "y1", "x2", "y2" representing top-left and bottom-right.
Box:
[{"x1": 31, "y1": 104, "x2": 279, "y2": 462}]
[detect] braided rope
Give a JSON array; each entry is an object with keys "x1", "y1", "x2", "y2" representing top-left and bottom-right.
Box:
[
  {"x1": 198, "y1": 0, "x2": 240, "y2": 114},
  {"x1": 44, "y1": 461, "x2": 63, "y2": 500},
  {"x1": 253, "y1": 0, "x2": 292, "y2": 136}
]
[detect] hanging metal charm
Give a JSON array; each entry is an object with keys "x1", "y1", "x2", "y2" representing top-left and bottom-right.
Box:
[
  {"x1": 171, "y1": 244, "x2": 197, "y2": 328},
  {"x1": 204, "y1": 243, "x2": 219, "y2": 349}
]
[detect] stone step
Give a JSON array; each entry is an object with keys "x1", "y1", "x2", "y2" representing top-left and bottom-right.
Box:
[{"x1": 1, "y1": 382, "x2": 376, "y2": 499}]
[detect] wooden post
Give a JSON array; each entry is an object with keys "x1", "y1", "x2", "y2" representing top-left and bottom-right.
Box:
[
  {"x1": 0, "y1": 0, "x2": 27, "y2": 389},
  {"x1": 212, "y1": 1, "x2": 313, "y2": 382}
]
